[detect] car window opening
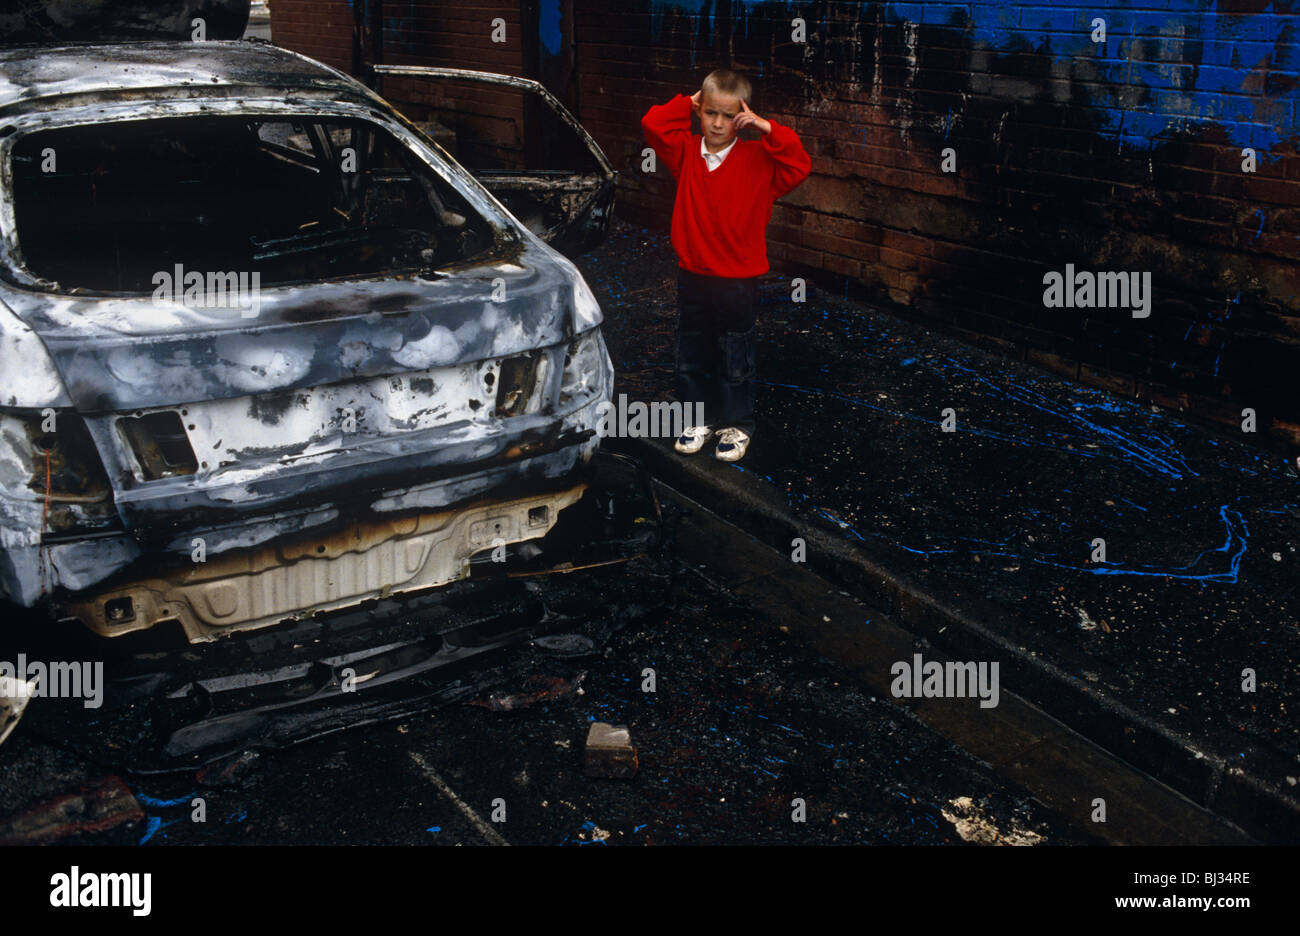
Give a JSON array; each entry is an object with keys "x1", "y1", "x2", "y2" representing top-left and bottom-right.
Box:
[
  {"x1": 393, "y1": 78, "x2": 605, "y2": 241},
  {"x1": 11, "y1": 116, "x2": 500, "y2": 292}
]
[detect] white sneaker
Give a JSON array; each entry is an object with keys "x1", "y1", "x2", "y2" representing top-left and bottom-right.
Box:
[
  {"x1": 674, "y1": 424, "x2": 713, "y2": 454},
  {"x1": 713, "y1": 427, "x2": 750, "y2": 462}
]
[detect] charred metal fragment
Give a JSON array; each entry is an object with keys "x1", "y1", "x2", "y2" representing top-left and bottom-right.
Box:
[{"x1": 0, "y1": 675, "x2": 34, "y2": 746}]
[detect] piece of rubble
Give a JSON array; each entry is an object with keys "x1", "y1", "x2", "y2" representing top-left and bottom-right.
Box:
[
  {"x1": 471, "y1": 673, "x2": 585, "y2": 712},
  {"x1": 0, "y1": 676, "x2": 35, "y2": 746},
  {"x1": 940, "y1": 796, "x2": 1044, "y2": 846},
  {"x1": 0, "y1": 774, "x2": 144, "y2": 845},
  {"x1": 583, "y1": 722, "x2": 638, "y2": 779},
  {"x1": 196, "y1": 750, "x2": 262, "y2": 788}
]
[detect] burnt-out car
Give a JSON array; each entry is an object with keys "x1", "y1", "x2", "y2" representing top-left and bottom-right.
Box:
[{"x1": 0, "y1": 12, "x2": 616, "y2": 642}]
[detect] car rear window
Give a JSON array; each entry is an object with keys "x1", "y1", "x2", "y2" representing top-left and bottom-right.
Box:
[{"x1": 11, "y1": 115, "x2": 502, "y2": 292}]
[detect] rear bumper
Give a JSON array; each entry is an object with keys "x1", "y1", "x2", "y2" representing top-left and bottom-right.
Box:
[
  {"x1": 2, "y1": 371, "x2": 610, "y2": 608},
  {"x1": 60, "y1": 483, "x2": 587, "y2": 643}
]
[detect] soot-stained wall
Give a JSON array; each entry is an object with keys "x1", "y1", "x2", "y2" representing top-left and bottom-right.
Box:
[{"x1": 272, "y1": 1, "x2": 1300, "y2": 452}]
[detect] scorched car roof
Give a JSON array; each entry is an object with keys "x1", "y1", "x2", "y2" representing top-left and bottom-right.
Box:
[{"x1": 0, "y1": 40, "x2": 376, "y2": 117}]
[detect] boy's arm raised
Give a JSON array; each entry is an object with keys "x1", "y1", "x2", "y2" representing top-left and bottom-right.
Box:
[
  {"x1": 760, "y1": 118, "x2": 812, "y2": 200},
  {"x1": 640, "y1": 92, "x2": 696, "y2": 179}
]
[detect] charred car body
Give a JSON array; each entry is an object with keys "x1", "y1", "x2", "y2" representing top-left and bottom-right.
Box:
[{"x1": 0, "y1": 16, "x2": 616, "y2": 642}]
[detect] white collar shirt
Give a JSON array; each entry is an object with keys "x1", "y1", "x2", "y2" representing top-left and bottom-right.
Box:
[{"x1": 700, "y1": 136, "x2": 738, "y2": 172}]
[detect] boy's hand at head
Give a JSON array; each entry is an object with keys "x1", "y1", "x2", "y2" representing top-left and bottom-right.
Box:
[{"x1": 733, "y1": 99, "x2": 772, "y2": 136}]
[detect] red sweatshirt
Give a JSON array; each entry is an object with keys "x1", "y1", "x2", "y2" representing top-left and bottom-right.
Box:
[{"x1": 641, "y1": 93, "x2": 811, "y2": 278}]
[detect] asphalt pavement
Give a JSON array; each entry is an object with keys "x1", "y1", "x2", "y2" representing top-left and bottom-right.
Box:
[
  {"x1": 585, "y1": 217, "x2": 1300, "y2": 843},
  {"x1": 0, "y1": 471, "x2": 1101, "y2": 846}
]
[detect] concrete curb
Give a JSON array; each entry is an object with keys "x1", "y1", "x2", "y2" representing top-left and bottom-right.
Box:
[{"x1": 612, "y1": 435, "x2": 1300, "y2": 844}]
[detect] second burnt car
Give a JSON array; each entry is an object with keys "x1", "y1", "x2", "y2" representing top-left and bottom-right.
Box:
[{"x1": 0, "y1": 7, "x2": 616, "y2": 642}]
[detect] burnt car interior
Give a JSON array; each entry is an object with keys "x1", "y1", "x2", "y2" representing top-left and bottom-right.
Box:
[{"x1": 11, "y1": 115, "x2": 500, "y2": 292}]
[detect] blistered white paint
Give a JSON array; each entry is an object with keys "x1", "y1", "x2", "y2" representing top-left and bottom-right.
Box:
[
  {"x1": 361, "y1": 326, "x2": 406, "y2": 352},
  {"x1": 559, "y1": 329, "x2": 606, "y2": 403},
  {"x1": 549, "y1": 253, "x2": 602, "y2": 333},
  {"x1": 105, "y1": 347, "x2": 199, "y2": 400},
  {"x1": 206, "y1": 484, "x2": 257, "y2": 504},
  {"x1": 0, "y1": 413, "x2": 39, "y2": 497},
  {"x1": 195, "y1": 451, "x2": 336, "y2": 489},
  {"x1": 0, "y1": 303, "x2": 68, "y2": 407},
  {"x1": 167, "y1": 358, "x2": 496, "y2": 491},
  {"x1": 0, "y1": 523, "x2": 41, "y2": 549},
  {"x1": 452, "y1": 318, "x2": 484, "y2": 350},
  {"x1": 26, "y1": 295, "x2": 194, "y2": 334},
  {"x1": 338, "y1": 340, "x2": 372, "y2": 370},
  {"x1": 392, "y1": 324, "x2": 461, "y2": 370},
  {"x1": 210, "y1": 337, "x2": 313, "y2": 393},
  {"x1": 490, "y1": 317, "x2": 532, "y2": 357}
]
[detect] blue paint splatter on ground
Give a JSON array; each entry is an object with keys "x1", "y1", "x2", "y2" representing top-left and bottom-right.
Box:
[
  {"x1": 135, "y1": 792, "x2": 196, "y2": 809},
  {"x1": 138, "y1": 816, "x2": 164, "y2": 845},
  {"x1": 138, "y1": 815, "x2": 184, "y2": 845}
]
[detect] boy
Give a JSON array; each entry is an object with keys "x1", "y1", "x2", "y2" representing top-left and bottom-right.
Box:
[{"x1": 640, "y1": 69, "x2": 811, "y2": 462}]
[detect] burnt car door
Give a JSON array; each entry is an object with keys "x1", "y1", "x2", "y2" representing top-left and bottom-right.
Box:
[{"x1": 371, "y1": 66, "x2": 615, "y2": 258}]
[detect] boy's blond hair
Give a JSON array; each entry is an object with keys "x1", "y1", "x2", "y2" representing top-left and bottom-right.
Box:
[{"x1": 701, "y1": 68, "x2": 751, "y2": 105}]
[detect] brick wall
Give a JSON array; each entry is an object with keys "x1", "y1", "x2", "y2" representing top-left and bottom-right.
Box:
[
  {"x1": 272, "y1": 1, "x2": 1300, "y2": 452},
  {"x1": 269, "y1": 0, "x2": 353, "y2": 71}
]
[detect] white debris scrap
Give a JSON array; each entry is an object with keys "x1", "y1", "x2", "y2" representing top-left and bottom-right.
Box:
[
  {"x1": 0, "y1": 675, "x2": 37, "y2": 745},
  {"x1": 940, "y1": 796, "x2": 1044, "y2": 846}
]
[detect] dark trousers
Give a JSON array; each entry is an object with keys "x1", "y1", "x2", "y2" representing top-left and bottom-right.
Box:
[{"x1": 674, "y1": 266, "x2": 758, "y2": 436}]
